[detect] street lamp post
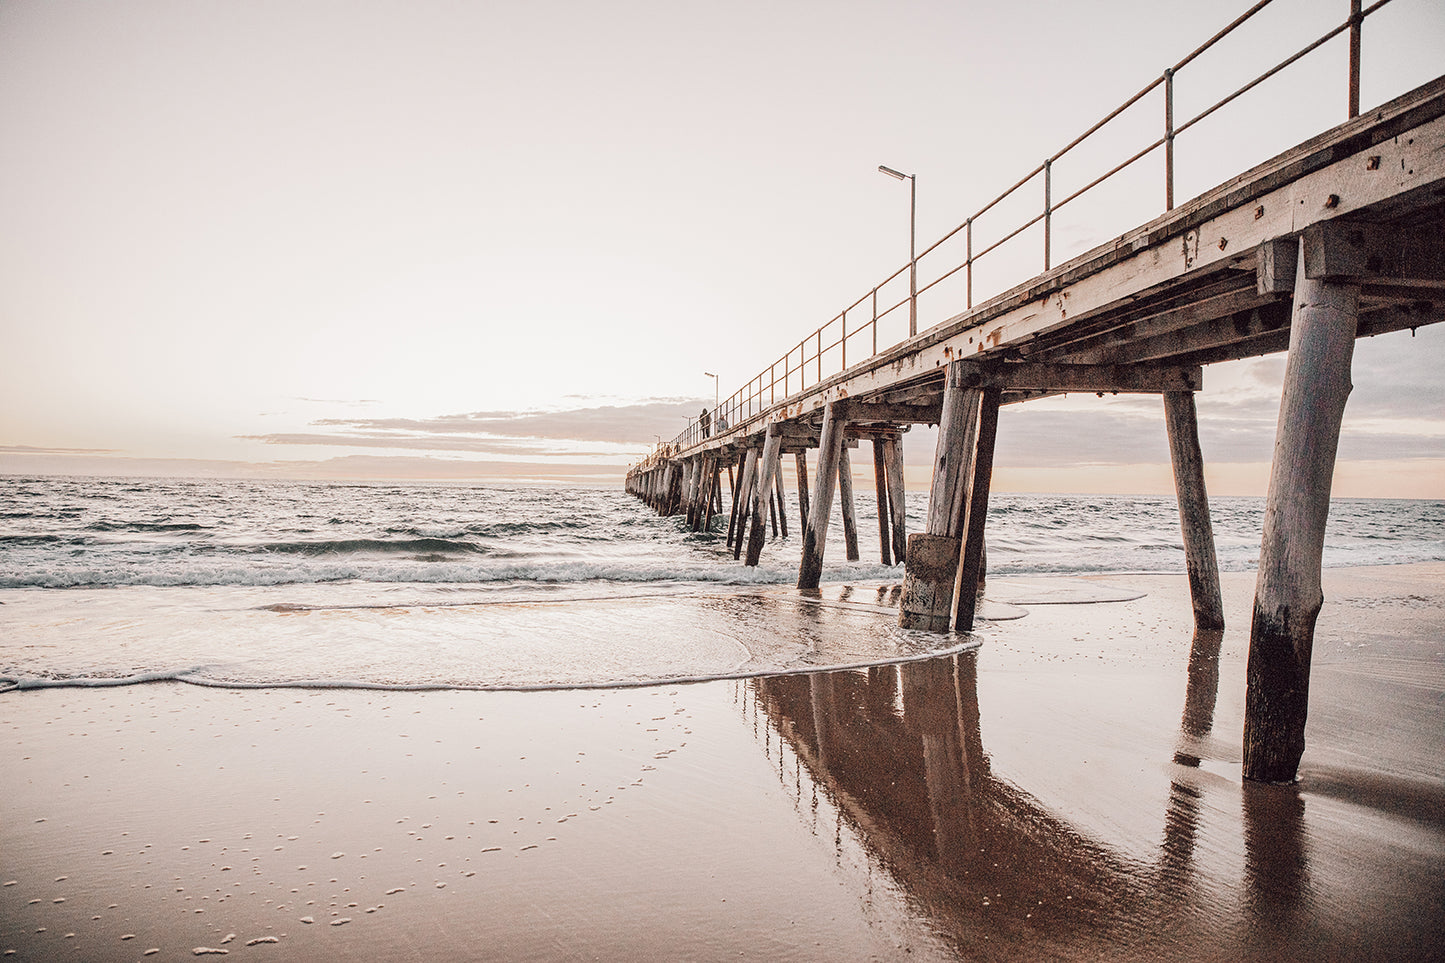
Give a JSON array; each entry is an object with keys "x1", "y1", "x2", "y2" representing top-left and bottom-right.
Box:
[
  {"x1": 704, "y1": 371, "x2": 718, "y2": 411},
  {"x1": 878, "y1": 165, "x2": 917, "y2": 336}
]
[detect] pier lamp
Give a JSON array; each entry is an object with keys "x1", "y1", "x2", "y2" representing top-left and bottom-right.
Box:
[
  {"x1": 704, "y1": 371, "x2": 718, "y2": 410},
  {"x1": 879, "y1": 165, "x2": 917, "y2": 336}
]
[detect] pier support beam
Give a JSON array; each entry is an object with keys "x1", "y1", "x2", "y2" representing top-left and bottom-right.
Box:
[
  {"x1": 1164, "y1": 391, "x2": 1225, "y2": 630},
  {"x1": 901, "y1": 361, "x2": 982, "y2": 631},
  {"x1": 954, "y1": 387, "x2": 1000, "y2": 632},
  {"x1": 726, "y1": 452, "x2": 747, "y2": 548},
  {"x1": 683, "y1": 458, "x2": 700, "y2": 529},
  {"x1": 733, "y1": 447, "x2": 759, "y2": 560},
  {"x1": 884, "y1": 436, "x2": 908, "y2": 565},
  {"x1": 746, "y1": 425, "x2": 782, "y2": 566},
  {"x1": 1243, "y1": 244, "x2": 1360, "y2": 783},
  {"x1": 872, "y1": 439, "x2": 892, "y2": 565},
  {"x1": 697, "y1": 454, "x2": 718, "y2": 532},
  {"x1": 838, "y1": 447, "x2": 860, "y2": 562},
  {"x1": 794, "y1": 452, "x2": 811, "y2": 533},
  {"x1": 798, "y1": 403, "x2": 846, "y2": 590},
  {"x1": 773, "y1": 461, "x2": 789, "y2": 539}
]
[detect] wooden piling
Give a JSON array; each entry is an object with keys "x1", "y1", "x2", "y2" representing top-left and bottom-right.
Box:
[
  {"x1": 705, "y1": 457, "x2": 721, "y2": 530},
  {"x1": 1164, "y1": 390, "x2": 1225, "y2": 630},
  {"x1": 798, "y1": 403, "x2": 846, "y2": 590},
  {"x1": 733, "y1": 447, "x2": 759, "y2": 561},
  {"x1": 883, "y1": 436, "x2": 908, "y2": 565},
  {"x1": 901, "y1": 362, "x2": 982, "y2": 631},
  {"x1": 713, "y1": 463, "x2": 724, "y2": 516},
  {"x1": 872, "y1": 438, "x2": 892, "y2": 566},
  {"x1": 794, "y1": 452, "x2": 811, "y2": 533},
  {"x1": 726, "y1": 451, "x2": 747, "y2": 548},
  {"x1": 773, "y1": 462, "x2": 789, "y2": 538},
  {"x1": 746, "y1": 426, "x2": 782, "y2": 567},
  {"x1": 899, "y1": 533, "x2": 961, "y2": 631},
  {"x1": 696, "y1": 453, "x2": 716, "y2": 532},
  {"x1": 954, "y1": 387, "x2": 1000, "y2": 632},
  {"x1": 1243, "y1": 247, "x2": 1360, "y2": 783},
  {"x1": 683, "y1": 458, "x2": 699, "y2": 529},
  {"x1": 838, "y1": 447, "x2": 860, "y2": 562}
]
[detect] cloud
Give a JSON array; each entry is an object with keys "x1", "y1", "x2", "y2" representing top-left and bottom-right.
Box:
[
  {"x1": 310, "y1": 399, "x2": 707, "y2": 445},
  {"x1": 238, "y1": 398, "x2": 708, "y2": 459},
  {"x1": 0, "y1": 450, "x2": 629, "y2": 484},
  {"x1": 0, "y1": 444, "x2": 119, "y2": 454},
  {"x1": 239, "y1": 431, "x2": 629, "y2": 458}
]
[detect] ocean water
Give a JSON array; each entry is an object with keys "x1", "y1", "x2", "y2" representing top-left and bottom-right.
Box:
[{"x1": 1, "y1": 475, "x2": 1440, "y2": 691}]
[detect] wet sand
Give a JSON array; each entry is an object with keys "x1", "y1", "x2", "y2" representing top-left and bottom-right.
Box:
[{"x1": 3, "y1": 563, "x2": 1442, "y2": 961}]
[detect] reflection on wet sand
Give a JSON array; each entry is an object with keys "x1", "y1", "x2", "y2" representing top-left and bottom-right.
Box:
[
  {"x1": 751, "y1": 653, "x2": 1145, "y2": 960},
  {"x1": 745, "y1": 620, "x2": 1444, "y2": 961}
]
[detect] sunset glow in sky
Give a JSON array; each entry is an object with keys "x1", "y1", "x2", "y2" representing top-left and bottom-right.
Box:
[{"x1": 3, "y1": 0, "x2": 1442, "y2": 494}]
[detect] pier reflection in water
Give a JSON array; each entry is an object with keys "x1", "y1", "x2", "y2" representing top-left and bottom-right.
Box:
[{"x1": 741, "y1": 627, "x2": 1442, "y2": 961}]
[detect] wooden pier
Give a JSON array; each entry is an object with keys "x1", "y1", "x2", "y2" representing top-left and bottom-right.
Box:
[{"x1": 628, "y1": 4, "x2": 1444, "y2": 784}]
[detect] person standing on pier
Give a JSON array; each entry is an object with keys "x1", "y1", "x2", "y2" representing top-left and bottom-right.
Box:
[{"x1": 700, "y1": 407, "x2": 712, "y2": 438}]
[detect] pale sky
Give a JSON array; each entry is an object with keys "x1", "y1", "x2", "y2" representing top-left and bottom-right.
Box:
[{"x1": 2, "y1": 0, "x2": 1442, "y2": 495}]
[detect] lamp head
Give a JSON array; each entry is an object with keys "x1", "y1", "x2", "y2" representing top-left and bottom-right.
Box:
[{"x1": 878, "y1": 165, "x2": 908, "y2": 180}]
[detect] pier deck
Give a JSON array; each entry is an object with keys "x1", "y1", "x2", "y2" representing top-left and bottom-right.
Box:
[{"x1": 628, "y1": 2, "x2": 1443, "y2": 783}]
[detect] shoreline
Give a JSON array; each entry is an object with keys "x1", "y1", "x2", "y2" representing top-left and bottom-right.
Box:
[{"x1": 3, "y1": 562, "x2": 1442, "y2": 960}]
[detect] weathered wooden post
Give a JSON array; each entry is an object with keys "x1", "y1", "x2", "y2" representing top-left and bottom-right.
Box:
[
  {"x1": 794, "y1": 452, "x2": 811, "y2": 532},
  {"x1": 798, "y1": 403, "x2": 846, "y2": 590},
  {"x1": 872, "y1": 438, "x2": 892, "y2": 565},
  {"x1": 900, "y1": 362, "x2": 981, "y2": 631},
  {"x1": 745, "y1": 425, "x2": 782, "y2": 566},
  {"x1": 837, "y1": 447, "x2": 861, "y2": 562},
  {"x1": 1164, "y1": 391, "x2": 1225, "y2": 630},
  {"x1": 772, "y1": 463, "x2": 789, "y2": 538},
  {"x1": 954, "y1": 387, "x2": 1000, "y2": 632},
  {"x1": 726, "y1": 452, "x2": 747, "y2": 548},
  {"x1": 733, "y1": 447, "x2": 759, "y2": 560},
  {"x1": 695, "y1": 453, "x2": 717, "y2": 532},
  {"x1": 667, "y1": 461, "x2": 682, "y2": 516},
  {"x1": 683, "y1": 458, "x2": 699, "y2": 529},
  {"x1": 883, "y1": 436, "x2": 908, "y2": 564},
  {"x1": 1242, "y1": 240, "x2": 1360, "y2": 783}
]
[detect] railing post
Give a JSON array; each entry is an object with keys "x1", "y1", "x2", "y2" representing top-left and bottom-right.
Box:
[
  {"x1": 908, "y1": 172, "x2": 918, "y2": 337},
  {"x1": 965, "y1": 218, "x2": 973, "y2": 309},
  {"x1": 1043, "y1": 158, "x2": 1052, "y2": 271},
  {"x1": 1165, "y1": 67, "x2": 1176, "y2": 211},
  {"x1": 841, "y1": 313, "x2": 847, "y2": 370},
  {"x1": 871, "y1": 287, "x2": 878, "y2": 355},
  {"x1": 1348, "y1": 0, "x2": 1361, "y2": 118}
]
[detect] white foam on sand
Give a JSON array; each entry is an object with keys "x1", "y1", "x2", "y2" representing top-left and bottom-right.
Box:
[{"x1": 0, "y1": 581, "x2": 995, "y2": 692}]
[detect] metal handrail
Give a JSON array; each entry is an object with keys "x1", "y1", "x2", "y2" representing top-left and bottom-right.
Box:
[{"x1": 649, "y1": 0, "x2": 1404, "y2": 462}]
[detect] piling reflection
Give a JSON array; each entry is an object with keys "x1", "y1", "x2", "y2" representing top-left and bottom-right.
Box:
[
  {"x1": 1161, "y1": 629, "x2": 1223, "y2": 892},
  {"x1": 750, "y1": 651, "x2": 1141, "y2": 959},
  {"x1": 745, "y1": 626, "x2": 1334, "y2": 960}
]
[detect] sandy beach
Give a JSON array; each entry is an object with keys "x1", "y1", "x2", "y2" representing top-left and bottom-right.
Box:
[{"x1": 3, "y1": 563, "x2": 1442, "y2": 961}]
